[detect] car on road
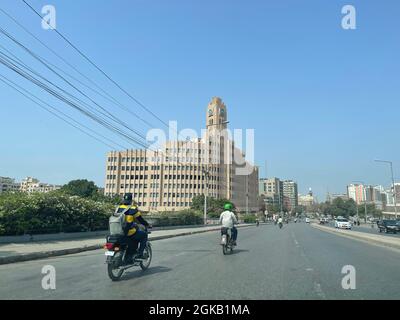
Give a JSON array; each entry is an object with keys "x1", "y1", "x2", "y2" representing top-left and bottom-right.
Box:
[
  {"x1": 377, "y1": 220, "x2": 400, "y2": 234},
  {"x1": 305, "y1": 218, "x2": 310, "y2": 224},
  {"x1": 335, "y1": 218, "x2": 352, "y2": 230}
]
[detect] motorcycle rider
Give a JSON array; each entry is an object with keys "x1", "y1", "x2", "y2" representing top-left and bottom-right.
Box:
[
  {"x1": 117, "y1": 193, "x2": 151, "y2": 263},
  {"x1": 219, "y1": 203, "x2": 238, "y2": 246},
  {"x1": 278, "y1": 216, "x2": 283, "y2": 228}
]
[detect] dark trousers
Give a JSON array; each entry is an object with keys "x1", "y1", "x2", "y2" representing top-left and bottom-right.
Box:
[
  {"x1": 231, "y1": 227, "x2": 238, "y2": 241},
  {"x1": 126, "y1": 230, "x2": 148, "y2": 256}
]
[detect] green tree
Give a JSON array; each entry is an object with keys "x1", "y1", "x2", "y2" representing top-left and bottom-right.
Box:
[
  {"x1": 60, "y1": 179, "x2": 99, "y2": 198},
  {"x1": 190, "y1": 195, "x2": 235, "y2": 215},
  {"x1": 266, "y1": 204, "x2": 280, "y2": 215}
]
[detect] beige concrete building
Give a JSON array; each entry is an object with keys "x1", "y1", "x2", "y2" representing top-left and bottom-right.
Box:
[
  {"x1": 104, "y1": 97, "x2": 259, "y2": 213},
  {"x1": 298, "y1": 189, "x2": 315, "y2": 209},
  {"x1": 20, "y1": 177, "x2": 61, "y2": 193}
]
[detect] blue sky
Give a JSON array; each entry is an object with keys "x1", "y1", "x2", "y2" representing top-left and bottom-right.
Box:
[{"x1": 0, "y1": 0, "x2": 399, "y2": 201}]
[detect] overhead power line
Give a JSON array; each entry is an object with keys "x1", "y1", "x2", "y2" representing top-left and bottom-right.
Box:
[
  {"x1": 0, "y1": 26, "x2": 150, "y2": 144},
  {"x1": 0, "y1": 73, "x2": 125, "y2": 150},
  {"x1": 0, "y1": 50, "x2": 153, "y2": 150},
  {"x1": 0, "y1": 6, "x2": 156, "y2": 129},
  {"x1": 21, "y1": 0, "x2": 169, "y2": 129}
]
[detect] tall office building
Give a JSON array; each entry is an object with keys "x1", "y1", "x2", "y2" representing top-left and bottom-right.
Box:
[
  {"x1": 282, "y1": 180, "x2": 298, "y2": 212},
  {"x1": 104, "y1": 97, "x2": 259, "y2": 213},
  {"x1": 259, "y1": 177, "x2": 283, "y2": 209}
]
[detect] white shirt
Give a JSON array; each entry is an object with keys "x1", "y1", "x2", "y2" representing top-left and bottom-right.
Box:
[
  {"x1": 278, "y1": 218, "x2": 283, "y2": 223},
  {"x1": 219, "y1": 210, "x2": 238, "y2": 228}
]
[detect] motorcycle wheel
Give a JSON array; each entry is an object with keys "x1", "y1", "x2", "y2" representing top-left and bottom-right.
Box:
[
  {"x1": 140, "y1": 242, "x2": 152, "y2": 271},
  {"x1": 107, "y1": 252, "x2": 124, "y2": 281},
  {"x1": 222, "y1": 244, "x2": 228, "y2": 255}
]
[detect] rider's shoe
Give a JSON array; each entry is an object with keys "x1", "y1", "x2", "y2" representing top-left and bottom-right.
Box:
[
  {"x1": 233, "y1": 241, "x2": 237, "y2": 246},
  {"x1": 135, "y1": 253, "x2": 146, "y2": 260}
]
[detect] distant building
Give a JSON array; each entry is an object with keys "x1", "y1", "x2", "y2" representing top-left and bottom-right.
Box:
[
  {"x1": 395, "y1": 183, "x2": 400, "y2": 204},
  {"x1": 327, "y1": 192, "x2": 348, "y2": 203},
  {"x1": 298, "y1": 188, "x2": 315, "y2": 208},
  {"x1": 282, "y1": 180, "x2": 298, "y2": 212},
  {"x1": 0, "y1": 177, "x2": 20, "y2": 193},
  {"x1": 347, "y1": 184, "x2": 365, "y2": 204},
  {"x1": 20, "y1": 177, "x2": 61, "y2": 194},
  {"x1": 259, "y1": 177, "x2": 283, "y2": 210}
]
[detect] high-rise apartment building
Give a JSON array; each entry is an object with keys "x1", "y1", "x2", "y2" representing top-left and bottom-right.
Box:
[
  {"x1": 259, "y1": 177, "x2": 283, "y2": 209},
  {"x1": 104, "y1": 97, "x2": 259, "y2": 213},
  {"x1": 347, "y1": 184, "x2": 365, "y2": 204},
  {"x1": 282, "y1": 180, "x2": 298, "y2": 212}
]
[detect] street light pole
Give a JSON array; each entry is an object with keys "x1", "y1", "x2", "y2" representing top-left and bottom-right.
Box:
[
  {"x1": 203, "y1": 170, "x2": 209, "y2": 225},
  {"x1": 375, "y1": 160, "x2": 398, "y2": 219}
]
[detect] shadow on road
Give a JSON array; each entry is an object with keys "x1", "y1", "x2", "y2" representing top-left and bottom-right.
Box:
[
  {"x1": 121, "y1": 266, "x2": 172, "y2": 281},
  {"x1": 229, "y1": 249, "x2": 249, "y2": 255}
]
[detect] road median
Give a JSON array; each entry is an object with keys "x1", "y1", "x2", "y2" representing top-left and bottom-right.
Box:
[
  {"x1": 0, "y1": 224, "x2": 255, "y2": 265},
  {"x1": 311, "y1": 223, "x2": 400, "y2": 251}
]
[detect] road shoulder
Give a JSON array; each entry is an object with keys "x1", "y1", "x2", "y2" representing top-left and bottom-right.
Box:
[{"x1": 310, "y1": 223, "x2": 400, "y2": 252}]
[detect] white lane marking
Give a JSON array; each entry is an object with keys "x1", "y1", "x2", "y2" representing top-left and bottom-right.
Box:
[
  {"x1": 174, "y1": 252, "x2": 187, "y2": 257},
  {"x1": 292, "y1": 234, "x2": 300, "y2": 247},
  {"x1": 306, "y1": 268, "x2": 314, "y2": 272}
]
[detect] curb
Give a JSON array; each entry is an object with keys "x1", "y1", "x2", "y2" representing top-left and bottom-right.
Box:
[
  {"x1": 311, "y1": 223, "x2": 400, "y2": 251},
  {"x1": 0, "y1": 224, "x2": 254, "y2": 265}
]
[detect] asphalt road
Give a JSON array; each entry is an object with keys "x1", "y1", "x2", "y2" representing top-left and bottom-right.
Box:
[
  {"x1": 0, "y1": 223, "x2": 399, "y2": 300},
  {"x1": 322, "y1": 222, "x2": 400, "y2": 238}
]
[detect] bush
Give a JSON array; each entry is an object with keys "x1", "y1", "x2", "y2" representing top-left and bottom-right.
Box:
[
  {"x1": 146, "y1": 210, "x2": 203, "y2": 227},
  {"x1": 0, "y1": 192, "x2": 114, "y2": 236},
  {"x1": 242, "y1": 214, "x2": 257, "y2": 223}
]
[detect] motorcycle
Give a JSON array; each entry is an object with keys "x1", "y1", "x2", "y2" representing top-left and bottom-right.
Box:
[
  {"x1": 278, "y1": 222, "x2": 283, "y2": 229},
  {"x1": 220, "y1": 227, "x2": 235, "y2": 255},
  {"x1": 256, "y1": 220, "x2": 260, "y2": 227},
  {"x1": 104, "y1": 229, "x2": 152, "y2": 281}
]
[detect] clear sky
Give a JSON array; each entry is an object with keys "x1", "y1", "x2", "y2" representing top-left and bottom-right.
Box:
[{"x1": 0, "y1": 0, "x2": 399, "y2": 201}]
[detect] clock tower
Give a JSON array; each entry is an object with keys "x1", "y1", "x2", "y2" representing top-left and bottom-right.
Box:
[{"x1": 206, "y1": 97, "x2": 228, "y2": 131}]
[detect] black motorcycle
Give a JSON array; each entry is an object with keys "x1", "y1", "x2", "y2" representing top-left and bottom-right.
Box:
[
  {"x1": 278, "y1": 222, "x2": 283, "y2": 229},
  {"x1": 104, "y1": 230, "x2": 152, "y2": 281}
]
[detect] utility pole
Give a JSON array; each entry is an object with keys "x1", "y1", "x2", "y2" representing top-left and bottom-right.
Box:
[
  {"x1": 246, "y1": 174, "x2": 249, "y2": 215},
  {"x1": 375, "y1": 160, "x2": 398, "y2": 219},
  {"x1": 203, "y1": 169, "x2": 209, "y2": 225}
]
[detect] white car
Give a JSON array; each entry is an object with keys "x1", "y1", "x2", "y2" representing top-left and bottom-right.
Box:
[
  {"x1": 335, "y1": 218, "x2": 352, "y2": 229},
  {"x1": 305, "y1": 218, "x2": 310, "y2": 224}
]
